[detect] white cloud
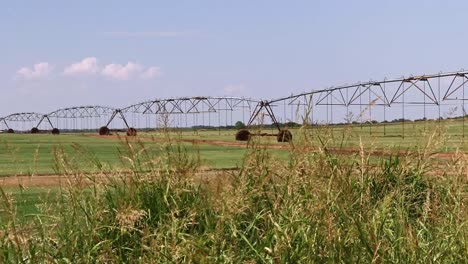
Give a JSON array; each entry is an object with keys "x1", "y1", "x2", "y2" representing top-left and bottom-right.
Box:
[
  {"x1": 16, "y1": 59, "x2": 161, "y2": 81},
  {"x1": 16, "y1": 62, "x2": 53, "y2": 80},
  {"x1": 101, "y1": 62, "x2": 144, "y2": 80},
  {"x1": 140, "y1": 66, "x2": 162, "y2": 80},
  {"x1": 64, "y1": 57, "x2": 99, "y2": 75},
  {"x1": 101, "y1": 62, "x2": 161, "y2": 80},
  {"x1": 224, "y1": 84, "x2": 246, "y2": 96}
]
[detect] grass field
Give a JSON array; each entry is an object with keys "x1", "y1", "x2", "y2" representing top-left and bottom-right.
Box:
[
  {"x1": 0, "y1": 133, "x2": 256, "y2": 175},
  {"x1": 0, "y1": 121, "x2": 466, "y2": 262},
  {"x1": 1, "y1": 118, "x2": 467, "y2": 176}
]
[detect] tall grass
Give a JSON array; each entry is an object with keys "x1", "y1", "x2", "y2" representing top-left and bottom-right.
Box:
[{"x1": 0, "y1": 128, "x2": 466, "y2": 263}]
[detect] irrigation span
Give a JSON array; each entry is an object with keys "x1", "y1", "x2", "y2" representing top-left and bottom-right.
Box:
[{"x1": 1, "y1": 70, "x2": 468, "y2": 142}]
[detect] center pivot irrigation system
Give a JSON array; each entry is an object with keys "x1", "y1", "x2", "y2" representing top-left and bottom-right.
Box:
[
  {"x1": 1, "y1": 70, "x2": 468, "y2": 142},
  {"x1": 236, "y1": 70, "x2": 468, "y2": 142},
  {"x1": 0, "y1": 96, "x2": 262, "y2": 136}
]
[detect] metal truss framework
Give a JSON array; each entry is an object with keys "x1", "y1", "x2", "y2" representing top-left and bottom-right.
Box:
[
  {"x1": 43, "y1": 106, "x2": 117, "y2": 129},
  {"x1": 247, "y1": 71, "x2": 468, "y2": 135},
  {"x1": 0, "y1": 118, "x2": 8, "y2": 129},
  {"x1": 0, "y1": 112, "x2": 44, "y2": 133},
  {"x1": 0, "y1": 97, "x2": 258, "y2": 133},
  {"x1": 1, "y1": 72, "x2": 467, "y2": 138},
  {"x1": 3, "y1": 112, "x2": 43, "y2": 122},
  {"x1": 47, "y1": 106, "x2": 115, "y2": 119},
  {"x1": 122, "y1": 96, "x2": 258, "y2": 115},
  {"x1": 269, "y1": 71, "x2": 468, "y2": 107}
]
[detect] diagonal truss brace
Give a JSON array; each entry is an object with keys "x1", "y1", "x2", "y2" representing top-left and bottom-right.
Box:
[
  {"x1": 36, "y1": 115, "x2": 54, "y2": 129},
  {"x1": 0, "y1": 118, "x2": 9, "y2": 129},
  {"x1": 246, "y1": 101, "x2": 282, "y2": 131},
  {"x1": 105, "y1": 109, "x2": 131, "y2": 129}
]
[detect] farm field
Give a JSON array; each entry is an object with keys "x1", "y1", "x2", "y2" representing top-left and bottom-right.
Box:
[
  {"x1": 1, "y1": 120, "x2": 466, "y2": 215},
  {"x1": 1, "y1": 118, "x2": 468, "y2": 176},
  {"x1": 0, "y1": 121, "x2": 466, "y2": 262},
  {"x1": 4, "y1": 1, "x2": 468, "y2": 261},
  {"x1": 0, "y1": 133, "x2": 255, "y2": 176}
]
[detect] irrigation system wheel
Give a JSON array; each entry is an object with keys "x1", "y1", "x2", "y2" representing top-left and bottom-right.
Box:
[
  {"x1": 277, "y1": 129, "x2": 292, "y2": 142},
  {"x1": 99, "y1": 126, "x2": 110, "y2": 135},
  {"x1": 31, "y1": 127, "x2": 39, "y2": 134},
  {"x1": 235, "y1": 129, "x2": 251, "y2": 141},
  {"x1": 7, "y1": 129, "x2": 14, "y2": 133},
  {"x1": 51, "y1": 128, "x2": 60, "y2": 135},
  {"x1": 126, "y1": 127, "x2": 137, "y2": 136}
]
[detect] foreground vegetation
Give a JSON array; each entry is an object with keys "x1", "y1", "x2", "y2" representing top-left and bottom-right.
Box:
[{"x1": 0, "y1": 126, "x2": 466, "y2": 263}]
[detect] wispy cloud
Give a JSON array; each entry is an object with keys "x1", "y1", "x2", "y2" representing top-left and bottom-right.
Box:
[
  {"x1": 103, "y1": 31, "x2": 198, "y2": 38},
  {"x1": 15, "y1": 58, "x2": 161, "y2": 81},
  {"x1": 16, "y1": 62, "x2": 54, "y2": 80},
  {"x1": 101, "y1": 62, "x2": 161, "y2": 80},
  {"x1": 64, "y1": 57, "x2": 99, "y2": 75},
  {"x1": 141, "y1": 66, "x2": 162, "y2": 80},
  {"x1": 101, "y1": 62, "x2": 143, "y2": 80}
]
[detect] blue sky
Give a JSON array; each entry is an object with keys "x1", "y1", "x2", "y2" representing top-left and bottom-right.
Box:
[{"x1": 1, "y1": 0, "x2": 468, "y2": 115}]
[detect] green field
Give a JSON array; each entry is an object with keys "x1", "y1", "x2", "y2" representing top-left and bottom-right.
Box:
[
  {"x1": 1, "y1": 119, "x2": 468, "y2": 176},
  {"x1": 0, "y1": 133, "x2": 251, "y2": 176},
  {"x1": 173, "y1": 119, "x2": 468, "y2": 150},
  {"x1": 1, "y1": 120, "x2": 466, "y2": 222},
  {"x1": 0, "y1": 120, "x2": 466, "y2": 262}
]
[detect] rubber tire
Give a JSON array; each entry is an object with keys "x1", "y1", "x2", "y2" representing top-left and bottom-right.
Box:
[
  {"x1": 126, "y1": 127, "x2": 137, "y2": 136},
  {"x1": 277, "y1": 130, "x2": 292, "y2": 142},
  {"x1": 235, "y1": 129, "x2": 251, "y2": 141},
  {"x1": 99, "y1": 126, "x2": 110, "y2": 135}
]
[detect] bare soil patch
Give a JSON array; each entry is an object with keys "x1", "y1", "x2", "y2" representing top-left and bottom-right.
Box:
[
  {"x1": 0, "y1": 169, "x2": 237, "y2": 188},
  {"x1": 86, "y1": 134, "x2": 464, "y2": 159}
]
